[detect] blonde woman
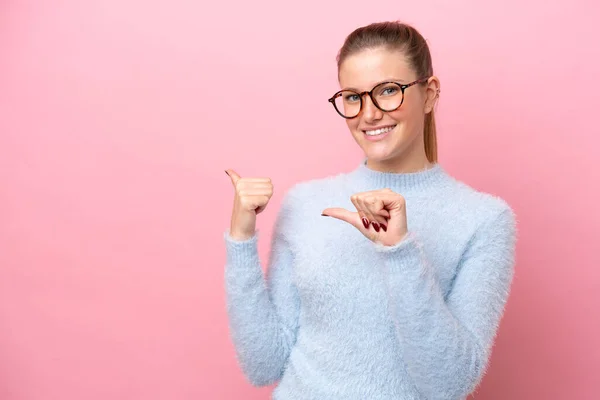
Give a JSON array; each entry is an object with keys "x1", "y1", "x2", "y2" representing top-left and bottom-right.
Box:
[{"x1": 224, "y1": 21, "x2": 517, "y2": 400}]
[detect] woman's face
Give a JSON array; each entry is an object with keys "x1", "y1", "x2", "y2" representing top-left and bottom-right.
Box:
[{"x1": 337, "y1": 47, "x2": 439, "y2": 170}]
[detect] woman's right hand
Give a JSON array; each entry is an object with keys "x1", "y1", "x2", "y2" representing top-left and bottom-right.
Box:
[{"x1": 225, "y1": 169, "x2": 274, "y2": 241}]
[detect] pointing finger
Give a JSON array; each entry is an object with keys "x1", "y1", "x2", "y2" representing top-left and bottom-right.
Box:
[{"x1": 321, "y1": 207, "x2": 361, "y2": 230}]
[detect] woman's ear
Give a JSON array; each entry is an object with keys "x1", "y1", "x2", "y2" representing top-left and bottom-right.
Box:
[{"x1": 424, "y1": 76, "x2": 441, "y2": 113}]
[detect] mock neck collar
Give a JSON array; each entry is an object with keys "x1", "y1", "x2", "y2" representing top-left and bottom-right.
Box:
[{"x1": 348, "y1": 158, "x2": 451, "y2": 193}]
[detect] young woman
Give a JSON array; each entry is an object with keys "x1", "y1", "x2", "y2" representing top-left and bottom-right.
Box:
[{"x1": 223, "y1": 21, "x2": 517, "y2": 400}]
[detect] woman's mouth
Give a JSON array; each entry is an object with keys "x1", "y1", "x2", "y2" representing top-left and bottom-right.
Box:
[{"x1": 363, "y1": 125, "x2": 396, "y2": 141}]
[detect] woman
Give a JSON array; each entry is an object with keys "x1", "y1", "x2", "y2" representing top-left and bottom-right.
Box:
[{"x1": 223, "y1": 21, "x2": 517, "y2": 400}]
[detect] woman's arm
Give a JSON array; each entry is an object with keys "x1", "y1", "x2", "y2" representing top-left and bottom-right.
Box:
[
  {"x1": 376, "y1": 207, "x2": 517, "y2": 399},
  {"x1": 223, "y1": 191, "x2": 300, "y2": 387}
]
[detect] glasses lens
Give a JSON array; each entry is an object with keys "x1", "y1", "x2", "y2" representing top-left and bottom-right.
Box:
[
  {"x1": 333, "y1": 90, "x2": 361, "y2": 118},
  {"x1": 373, "y1": 82, "x2": 403, "y2": 111}
]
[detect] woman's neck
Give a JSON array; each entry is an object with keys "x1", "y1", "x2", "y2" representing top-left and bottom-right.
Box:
[{"x1": 365, "y1": 151, "x2": 432, "y2": 174}]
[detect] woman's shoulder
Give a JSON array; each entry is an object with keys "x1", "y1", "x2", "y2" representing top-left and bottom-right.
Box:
[
  {"x1": 440, "y1": 171, "x2": 516, "y2": 231},
  {"x1": 274, "y1": 172, "x2": 353, "y2": 225},
  {"x1": 281, "y1": 171, "x2": 352, "y2": 202}
]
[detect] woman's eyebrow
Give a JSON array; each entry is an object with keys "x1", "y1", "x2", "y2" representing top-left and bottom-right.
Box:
[{"x1": 342, "y1": 78, "x2": 408, "y2": 91}]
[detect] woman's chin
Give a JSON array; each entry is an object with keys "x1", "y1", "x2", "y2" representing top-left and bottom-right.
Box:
[{"x1": 362, "y1": 144, "x2": 394, "y2": 161}]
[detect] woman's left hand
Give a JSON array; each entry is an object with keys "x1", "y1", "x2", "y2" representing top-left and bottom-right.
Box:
[{"x1": 321, "y1": 189, "x2": 408, "y2": 247}]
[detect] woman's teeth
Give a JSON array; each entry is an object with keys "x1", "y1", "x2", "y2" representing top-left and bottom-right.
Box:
[{"x1": 365, "y1": 125, "x2": 395, "y2": 136}]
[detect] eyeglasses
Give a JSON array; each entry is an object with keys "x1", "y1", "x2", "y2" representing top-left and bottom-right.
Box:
[{"x1": 327, "y1": 77, "x2": 431, "y2": 119}]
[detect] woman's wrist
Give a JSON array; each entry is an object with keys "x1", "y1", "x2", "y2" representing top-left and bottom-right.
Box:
[{"x1": 229, "y1": 227, "x2": 255, "y2": 241}]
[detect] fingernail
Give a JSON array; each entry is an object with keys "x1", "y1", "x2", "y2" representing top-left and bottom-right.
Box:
[
  {"x1": 224, "y1": 170, "x2": 230, "y2": 176},
  {"x1": 321, "y1": 213, "x2": 329, "y2": 217},
  {"x1": 372, "y1": 222, "x2": 380, "y2": 232},
  {"x1": 362, "y1": 217, "x2": 369, "y2": 229},
  {"x1": 380, "y1": 223, "x2": 387, "y2": 232}
]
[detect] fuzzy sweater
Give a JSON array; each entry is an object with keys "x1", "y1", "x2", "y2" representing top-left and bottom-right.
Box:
[{"x1": 223, "y1": 160, "x2": 517, "y2": 400}]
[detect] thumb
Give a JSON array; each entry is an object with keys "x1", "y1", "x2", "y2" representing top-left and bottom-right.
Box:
[
  {"x1": 321, "y1": 207, "x2": 361, "y2": 230},
  {"x1": 225, "y1": 169, "x2": 240, "y2": 186}
]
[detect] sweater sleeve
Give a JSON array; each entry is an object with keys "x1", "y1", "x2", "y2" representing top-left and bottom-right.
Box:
[
  {"x1": 374, "y1": 207, "x2": 517, "y2": 399},
  {"x1": 223, "y1": 191, "x2": 300, "y2": 387}
]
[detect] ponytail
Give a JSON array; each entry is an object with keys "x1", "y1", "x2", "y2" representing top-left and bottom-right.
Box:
[{"x1": 424, "y1": 109, "x2": 437, "y2": 163}]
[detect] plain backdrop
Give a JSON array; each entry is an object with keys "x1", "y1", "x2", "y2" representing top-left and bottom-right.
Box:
[{"x1": 1, "y1": 1, "x2": 599, "y2": 399}]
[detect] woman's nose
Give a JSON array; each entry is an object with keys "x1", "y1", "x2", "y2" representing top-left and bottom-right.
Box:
[{"x1": 362, "y1": 95, "x2": 383, "y2": 121}]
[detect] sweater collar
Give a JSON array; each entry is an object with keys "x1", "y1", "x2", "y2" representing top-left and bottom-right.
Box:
[{"x1": 348, "y1": 158, "x2": 450, "y2": 193}]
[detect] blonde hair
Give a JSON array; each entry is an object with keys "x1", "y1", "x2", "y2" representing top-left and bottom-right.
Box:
[{"x1": 336, "y1": 21, "x2": 438, "y2": 163}]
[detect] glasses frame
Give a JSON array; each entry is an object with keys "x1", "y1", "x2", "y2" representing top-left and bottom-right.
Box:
[{"x1": 327, "y1": 77, "x2": 431, "y2": 119}]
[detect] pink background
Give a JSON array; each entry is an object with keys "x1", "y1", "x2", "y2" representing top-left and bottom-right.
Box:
[{"x1": 1, "y1": 1, "x2": 599, "y2": 399}]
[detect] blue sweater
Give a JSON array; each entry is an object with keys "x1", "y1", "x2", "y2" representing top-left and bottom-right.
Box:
[{"x1": 223, "y1": 160, "x2": 517, "y2": 400}]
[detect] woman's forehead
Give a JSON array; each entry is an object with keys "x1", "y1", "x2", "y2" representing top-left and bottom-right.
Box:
[{"x1": 339, "y1": 48, "x2": 414, "y2": 89}]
